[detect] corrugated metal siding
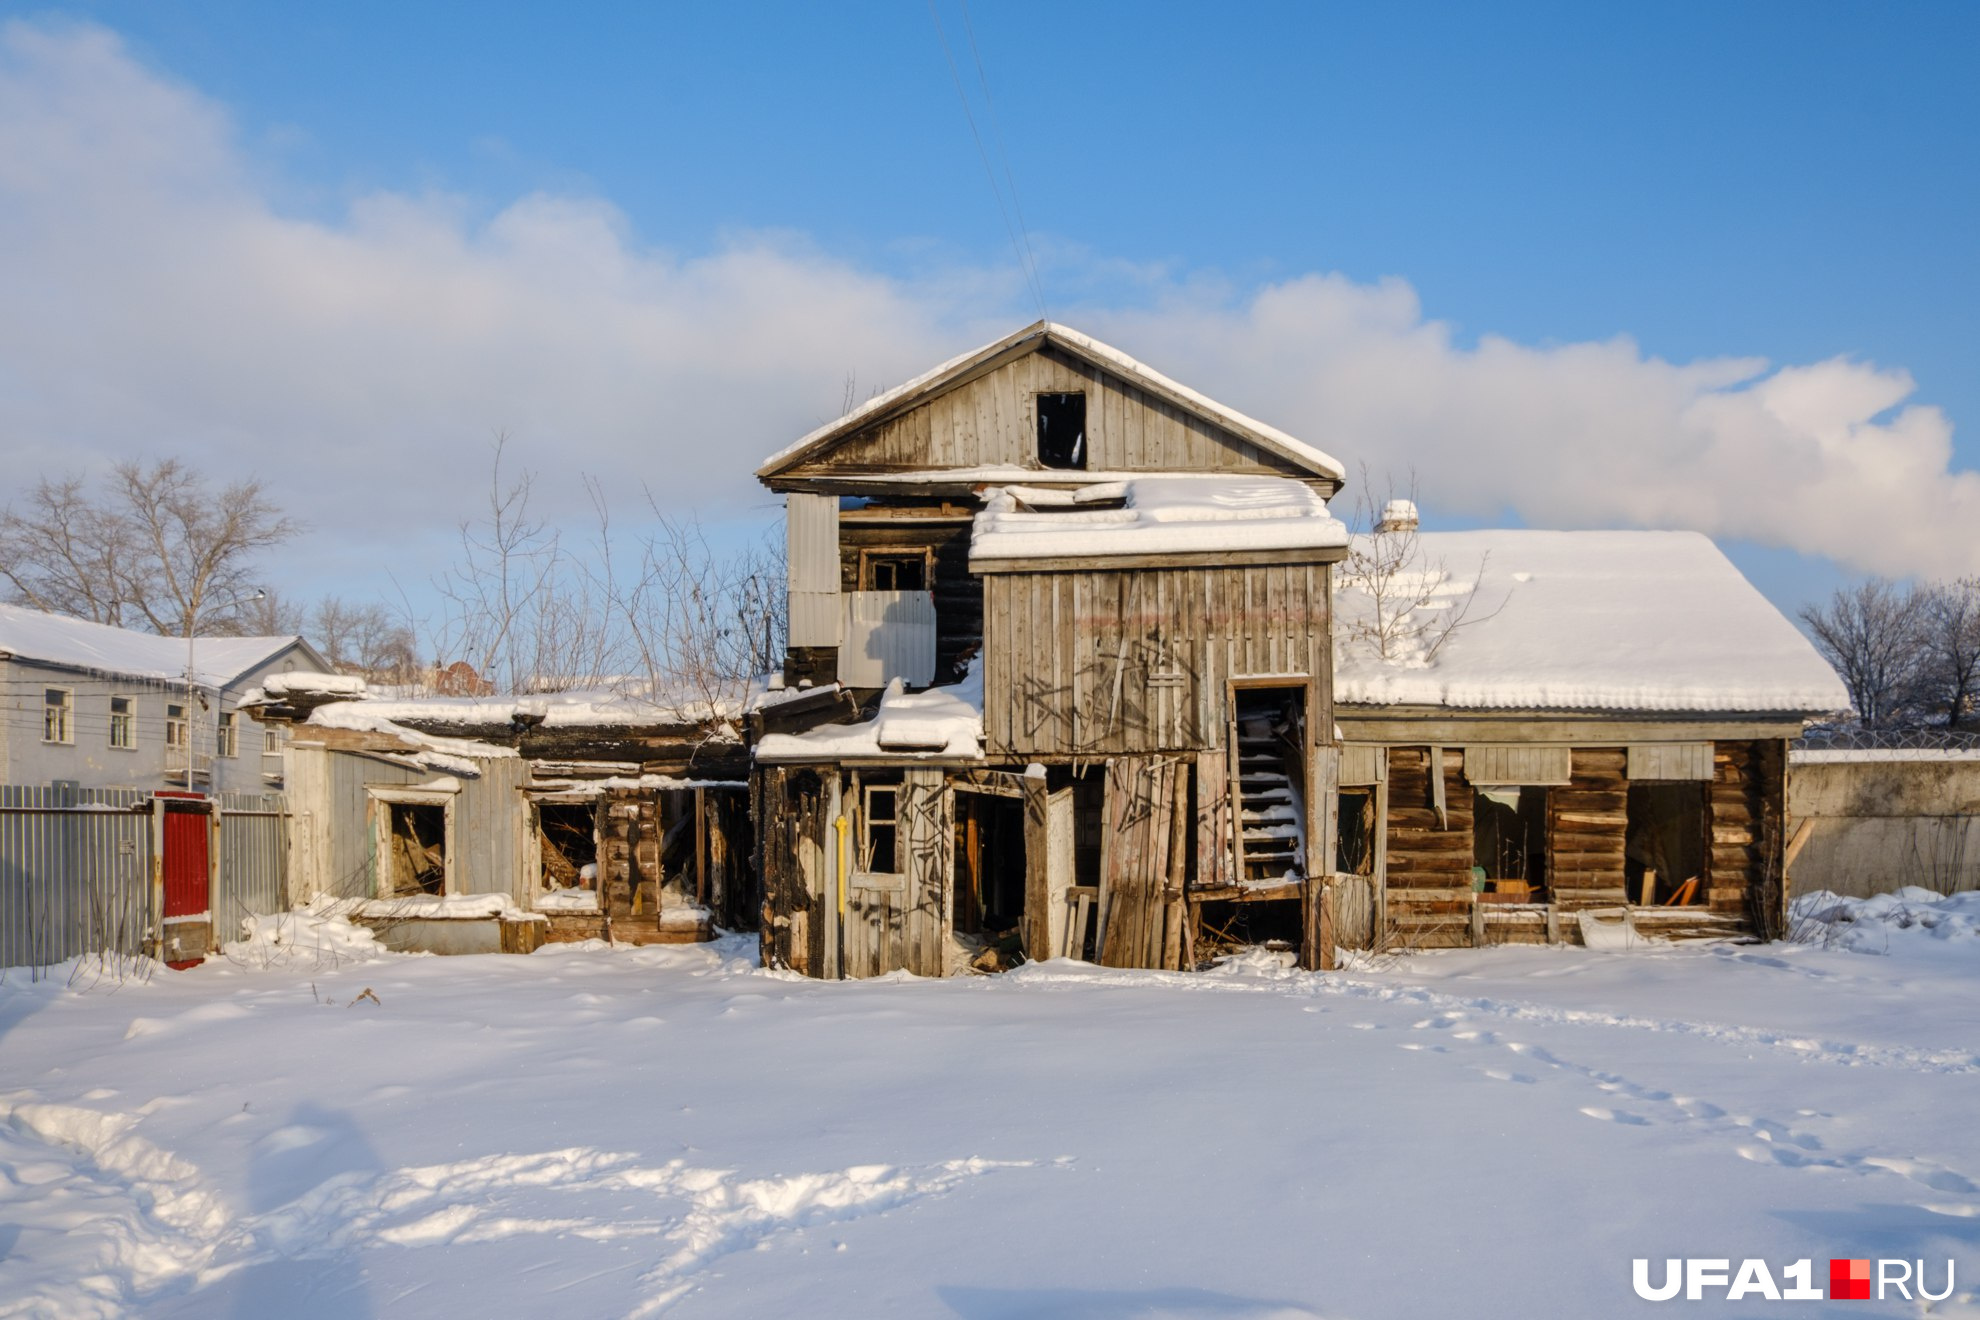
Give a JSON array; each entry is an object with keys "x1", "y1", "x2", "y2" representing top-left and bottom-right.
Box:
[
  {"x1": 982, "y1": 563, "x2": 1332, "y2": 757},
  {"x1": 0, "y1": 785, "x2": 152, "y2": 969},
  {"x1": 1628, "y1": 742, "x2": 1716, "y2": 781},
  {"x1": 284, "y1": 745, "x2": 533, "y2": 903},
  {"x1": 213, "y1": 791, "x2": 289, "y2": 946},
  {"x1": 1463, "y1": 745, "x2": 1573, "y2": 785},
  {"x1": 840, "y1": 591, "x2": 937, "y2": 687},
  {"x1": 787, "y1": 493, "x2": 841, "y2": 647}
]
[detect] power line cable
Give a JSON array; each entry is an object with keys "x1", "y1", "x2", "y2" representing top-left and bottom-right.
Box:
[
  {"x1": 957, "y1": 0, "x2": 1046, "y2": 320},
  {"x1": 926, "y1": 1, "x2": 1048, "y2": 320}
]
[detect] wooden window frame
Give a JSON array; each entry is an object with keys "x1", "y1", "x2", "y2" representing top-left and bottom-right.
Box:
[
  {"x1": 1033, "y1": 390, "x2": 1089, "y2": 470},
  {"x1": 165, "y1": 703, "x2": 188, "y2": 750},
  {"x1": 366, "y1": 785, "x2": 458, "y2": 898},
  {"x1": 108, "y1": 695, "x2": 137, "y2": 750},
  {"x1": 857, "y1": 546, "x2": 934, "y2": 593},
  {"x1": 215, "y1": 711, "x2": 238, "y2": 759},
  {"x1": 42, "y1": 687, "x2": 73, "y2": 744},
  {"x1": 859, "y1": 779, "x2": 902, "y2": 876}
]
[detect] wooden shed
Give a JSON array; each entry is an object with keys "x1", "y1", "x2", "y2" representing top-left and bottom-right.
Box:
[{"x1": 1329, "y1": 528, "x2": 1848, "y2": 950}]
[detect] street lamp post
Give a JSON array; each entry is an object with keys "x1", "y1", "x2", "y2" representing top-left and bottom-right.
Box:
[{"x1": 182, "y1": 589, "x2": 266, "y2": 792}]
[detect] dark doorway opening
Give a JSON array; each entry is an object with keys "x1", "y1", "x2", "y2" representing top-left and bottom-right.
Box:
[
  {"x1": 1473, "y1": 786, "x2": 1548, "y2": 902},
  {"x1": 1231, "y1": 685, "x2": 1308, "y2": 885},
  {"x1": 1337, "y1": 787, "x2": 1376, "y2": 876},
  {"x1": 1626, "y1": 782, "x2": 1707, "y2": 905},
  {"x1": 387, "y1": 802, "x2": 446, "y2": 895},
  {"x1": 1035, "y1": 392, "x2": 1087, "y2": 469},
  {"x1": 1193, "y1": 898, "x2": 1303, "y2": 959},
  {"x1": 953, "y1": 791, "x2": 1027, "y2": 937}
]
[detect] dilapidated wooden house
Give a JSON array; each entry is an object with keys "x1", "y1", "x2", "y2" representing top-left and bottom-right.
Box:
[
  {"x1": 751, "y1": 321, "x2": 1354, "y2": 975},
  {"x1": 748, "y1": 322, "x2": 1848, "y2": 976},
  {"x1": 246, "y1": 676, "x2": 752, "y2": 951}
]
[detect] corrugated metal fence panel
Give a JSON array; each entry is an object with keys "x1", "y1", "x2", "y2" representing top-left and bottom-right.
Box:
[
  {"x1": 841, "y1": 590, "x2": 936, "y2": 687},
  {"x1": 214, "y1": 791, "x2": 289, "y2": 947},
  {"x1": 787, "y1": 493, "x2": 842, "y2": 646},
  {"x1": 1627, "y1": 743, "x2": 1716, "y2": 782},
  {"x1": 0, "y1": 785, "x2": 153, "y2": 970}
]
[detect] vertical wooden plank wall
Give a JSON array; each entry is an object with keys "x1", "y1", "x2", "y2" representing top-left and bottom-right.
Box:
[
  {"x1": 787, "y1": 347, "x2": 1308, "y2": 478},
  {"x1": 899, "y1": 768, "x2": 950, "y2": 976}
]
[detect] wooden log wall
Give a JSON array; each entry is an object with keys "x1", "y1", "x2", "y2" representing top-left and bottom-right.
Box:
[
  {"x1": 1382, "y1": 747, "x2": 1474, "y2": 949},
  {"x1": 598, "y1": 790, "x2": 659, "y2": 920},
  {"x1": 1709, "y1": 740, "x2": 1785, "y2": 931},
  {"x1": 1549, "y1": 748, "x2": 1630, "y2": 913},
  {"x1": 838, "y1": 515, "x2": 981, "y2": 681},
  {"x1": 785, "y1": 345, "x2": 1309, "y2": 479},
  {"x1": 982, "y1": 563, "x2": 1331, "y2": 759}
]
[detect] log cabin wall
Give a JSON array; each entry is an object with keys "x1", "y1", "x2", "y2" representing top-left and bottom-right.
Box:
[
  {"x1": 1380, "y1": 747, "x2": 1475, "y2": 948},
  {"x1": 981, "y1": 562, "x2": 1332, "y2": 759},
  {"x1": 1710, "y1": 740, "x2": 1787, "y2": 935},
  {"x1": 1549, "y1": 749, "x2": 1630, "y2": 915},
  {"x1": 1375, "y1": 739, "x2": 1789, "y2": 949},
  {"x1": 782, "y1": 345, "x2": 1312, "y2": 480}
]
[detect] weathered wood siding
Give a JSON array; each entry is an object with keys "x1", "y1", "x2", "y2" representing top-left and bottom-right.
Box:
[
  {"x1": 1550, "y1": 748, "x2": 1629, "y2": 913},
  {"x1": 786, "y1": 345, "x2": 1310, "y2": 479},
  {"x1": 982, "y1": 563, "x2": 1331, "y2": 758},
  {"x1": 844, "y1": 768, "x2": 949, "y2": 977},
  {"x1": 1382, "y1": 746, "x2": 1473, "y2": 949},
  {"x1": 755, "y1": 765, "x2": 826, "y2": 974}
]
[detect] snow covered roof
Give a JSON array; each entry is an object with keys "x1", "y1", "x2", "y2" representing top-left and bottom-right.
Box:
[
  {"x1": 301, "y1": 687, "x2": 744, "y2": 733},
  {"x1": 0, "y1": 603, "x2": 322, "y2": 690},
  {"x1": 969, "y1": 476, "x2": 1349, "y2": 567},
  {"x1": 755, "y1": 661, "x2": 984, "y2": 763},
  {"x1": 1334, "y1": 531, "x2": 1849, "y2": 715},
  {"x1": 757, "y1": 321, "x2": 1345, "y2": 483}
]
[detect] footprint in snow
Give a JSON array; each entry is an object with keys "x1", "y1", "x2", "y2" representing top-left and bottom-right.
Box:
[
  {"x1": 1580, "y1": 1107, "x2": 1652, "y2": 1126},
  {"x1": 1483, "y1": 1069, "x2": 1536, "y2": 1084}
]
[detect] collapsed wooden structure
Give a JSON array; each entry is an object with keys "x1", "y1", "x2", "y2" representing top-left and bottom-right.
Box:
[
  {"x1": 749, "y1": 322, "x2": 1847, "y2": 976},
  {"x1": 246, "y1": 676, "x2": 752, "y2": 951}
]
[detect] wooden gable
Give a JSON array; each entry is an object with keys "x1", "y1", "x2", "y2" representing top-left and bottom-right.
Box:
[{"x1": 759, "y1": 324, "x2": 1342, "y2": 492}]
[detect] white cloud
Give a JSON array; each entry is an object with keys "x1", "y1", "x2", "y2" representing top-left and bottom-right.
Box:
[{"x1": 1, "y1": 19, "x2": 1975, "y2": 596}]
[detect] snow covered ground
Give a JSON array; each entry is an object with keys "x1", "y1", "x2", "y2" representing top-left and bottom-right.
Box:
[{"x1": 3, "y1": 899, "x2": 1979, "y2": 1318}]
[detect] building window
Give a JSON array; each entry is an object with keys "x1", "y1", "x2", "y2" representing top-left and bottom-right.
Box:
[
  {"x1": 860, "y1": 549, "x2": 929, "y2": 591},
  {"x1": 42, "y1": 688, "x2": 73, "y2": 743},
  {"x1": 165, "y1": 703, "x2": 187, "y2": 749},
  {"x1": 215, "y1": 711, "x2": 237, "y2": 758},
  {"x1": 861, "y1": 783, "x2": 899, "y2": 874},
  {"x1": 262, "y1": 723, "x2": 287, "y2": 762},
  {"x1": 109, "y1": 696, "x2": 136, "y2": 749},
  {"x1": 1035, "y1": 392, "x2": 1087, "y2": 469}
]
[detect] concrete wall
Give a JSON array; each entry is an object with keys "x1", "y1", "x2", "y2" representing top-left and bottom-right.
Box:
[{"x1": 1788, "y1": 755, "x2": 1980, "y2": 897}]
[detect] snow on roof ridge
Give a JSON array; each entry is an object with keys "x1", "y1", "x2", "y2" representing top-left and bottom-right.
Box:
[
  {"x1": 756, "y1": 321, "x2": 1344, "y2": 481},
  {"x1": 0, "y1": 602, "x2": 307, "y2": 688}
]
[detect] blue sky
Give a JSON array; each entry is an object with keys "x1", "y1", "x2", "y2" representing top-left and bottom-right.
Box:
[{"x1": 1, "y1": 1, "x2": 1976, "y2": 618}]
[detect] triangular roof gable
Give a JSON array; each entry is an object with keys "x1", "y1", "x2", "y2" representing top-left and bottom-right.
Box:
[
  {"x1": 0, "y1": 602, "x2": 332, "y2": 690},
  {"x1": 757, "y1": 321, "x2": 1345, "y2": 484}
]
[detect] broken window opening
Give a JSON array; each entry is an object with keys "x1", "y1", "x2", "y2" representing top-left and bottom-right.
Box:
[
  {"x1": 386, "y1": 801, "x2": 447, "y2": 896},
  {"x1": 861, "y1": 551, "x2": 929, "y2": 592},
  {"x1": 1035, "y1": 392, "x2": 1087, "y2": 469},
  {"x1": 1625, "y1": 782, "x2": 1707, "y2": 906},
  {"x1": 952, "y1": 791, "x2": 1027, "y2": 938},
  {"x1": 536, "y1": 801, "x2": 599, "y2": 893},
  {"x1": 861, "y1": 782, "x2": 899, "y2": 874},
  {"x1": 1472, "y1": 785, "x2": 1548, "y2": 903},
  {"x1": 1336, "y1": 787, "x2": 1376, "y2": 876}
]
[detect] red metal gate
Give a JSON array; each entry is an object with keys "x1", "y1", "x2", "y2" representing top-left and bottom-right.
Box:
[{"x1": 157, "y1": 792, "x2": 210, "y2": 968}]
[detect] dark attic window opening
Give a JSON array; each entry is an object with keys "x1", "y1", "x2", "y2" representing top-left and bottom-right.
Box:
[
  {"x1": 1036, "y1": 392, "x2": 1087, "y2": 469},
  {"x1": 864, "y1": 552, "x2": 928, "y2": 591}
]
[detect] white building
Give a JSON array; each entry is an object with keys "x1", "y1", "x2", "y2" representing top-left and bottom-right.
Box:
[{"x1": 0, "y1": 603, "x2": 330, "y2": 794}]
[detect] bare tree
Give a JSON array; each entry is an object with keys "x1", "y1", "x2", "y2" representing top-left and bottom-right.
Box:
[
  {"x1": 312, "y1": 595, "x2": 418, "y2": 681},
  {"x1": 1798, "y1": 579, "x2": 1929, "y2": 728},
  {"x1": 1920, "y1": 577, "x2": 1980, "y2": 729},
  {"x1": 230, "y1": 588, "x2": 308, "y2": 637},
  {"x1": 0, "y1": 459, "x2": 299, "y2": 636},
  {"x1": 1336, "y1": 467, "x2": 1491, "y2": 663}
]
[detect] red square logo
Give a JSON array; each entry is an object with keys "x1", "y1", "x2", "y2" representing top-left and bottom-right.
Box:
[{"x1": 1830, "y1": 1259, "x2": 1871, "y2": 1300}]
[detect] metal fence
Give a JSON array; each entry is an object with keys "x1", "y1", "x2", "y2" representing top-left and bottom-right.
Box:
[{"x1": 0, "y1": 785, "x2": 290, "y2": 971}]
